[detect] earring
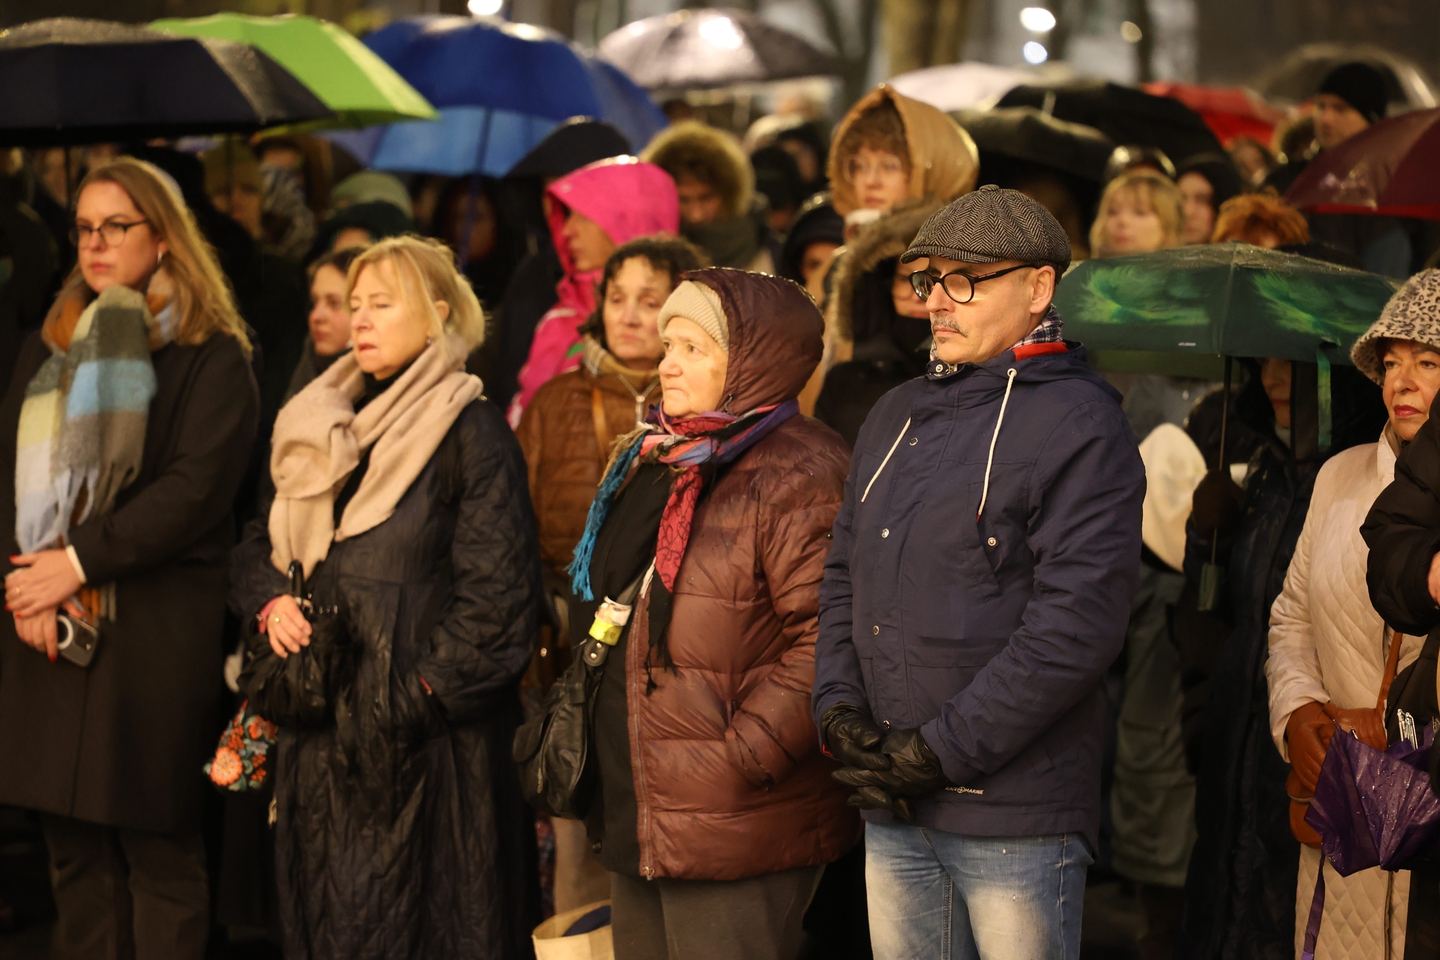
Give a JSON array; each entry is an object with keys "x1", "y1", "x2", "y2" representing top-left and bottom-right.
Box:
[{"x1": 427, "y1": 337, "x2": 434, "y2": 345}]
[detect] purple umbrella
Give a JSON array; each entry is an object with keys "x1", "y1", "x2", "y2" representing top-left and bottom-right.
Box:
[{"x1": 1306, "y1": 721, "x2": 1440, "y2": 876}]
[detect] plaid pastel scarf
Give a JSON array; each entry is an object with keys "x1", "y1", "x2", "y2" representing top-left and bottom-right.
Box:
[
  {"x1": 569, "y1": 399, "x2": 799, "y2": 602},
  {"x1": 16, "y1": 286, "x2": 170, "y2": 620}
]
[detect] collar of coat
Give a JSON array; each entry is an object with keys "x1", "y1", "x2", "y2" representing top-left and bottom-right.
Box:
[{"x1": 926, "y1": 306, "x2": 1066, "y2": 381}]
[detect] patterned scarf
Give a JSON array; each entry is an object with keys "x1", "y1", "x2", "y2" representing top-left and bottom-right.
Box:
[
  {"x1": 15, "y1": 286, "x2": 172, "y2": 620},
  {"x1": 570, "y1": 399, "x2": 800, "y2": 602}
]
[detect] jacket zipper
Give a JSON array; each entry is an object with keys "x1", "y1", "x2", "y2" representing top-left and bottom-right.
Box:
[{"x1": 630, "y1": 564, "x2": 657, "y2": 879}]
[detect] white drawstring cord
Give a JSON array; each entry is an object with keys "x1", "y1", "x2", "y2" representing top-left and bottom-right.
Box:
[
  {"x1": 976, "y1": 369, "x2": 1018, "y2": 520},
  {"x1": 861, "y1": 418, "x2": 911, "y2": 503}
]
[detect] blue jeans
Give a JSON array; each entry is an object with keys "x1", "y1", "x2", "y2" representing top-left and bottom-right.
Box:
[{"x1": 865, "y1": 822, "x2": 1092, "y2": 960}]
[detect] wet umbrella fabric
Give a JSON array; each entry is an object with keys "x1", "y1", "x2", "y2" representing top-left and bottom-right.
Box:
[
  {"x1": 953, "y1": 107, "x2": 1114, "y2": 182},
  {"x1": 1305, "y1": 725, "x2": 1440, "y2": 875},
  {"x1": 150, "y1": 13, "x2": 436, "y2": 130},
  {"x1": 997, "y1": 80, "x2": 1223, "y2": 167},
  {"x1": 342, "y1": 16, "x2": 665, "y2": 177},
  {"x1": 1053, "y1": 243, "x2": 1401, "y2": 365},
  {"x1": 596, "y1": 7, "x2": 841, "y2": 91},
  {"x1": 1286, "y1": 107, "x2": 1440, "y2": 221},
  {"x1": 888, "y1": 61, "x2": 1043, "y2": 114},
  {"x1": 0, "y1": 18, "x2": 330, "y2": 146}
]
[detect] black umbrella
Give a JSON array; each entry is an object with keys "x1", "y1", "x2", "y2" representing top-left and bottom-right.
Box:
[
  {"x1": 596, "y1": 8, "x2": 841, "y2": 91},
  {"x1": 997, "y1": 80, "x2": 1224, "y2": 168},
  {"x1": 953, "y1": 107, "x2": 1114, "y2": 182},
  {"x1": 0, "y1": 18, "x2": 332, "y2": 147}
]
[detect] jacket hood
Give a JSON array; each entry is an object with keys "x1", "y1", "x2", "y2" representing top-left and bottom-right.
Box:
[
  {"x1": 545, "y1": 158, "x2": 680, "y2": 281},
  {"x1": 682, "y1": 268, "x2": 824, "y2": 413},
  {"x1": 828, "y1": 86, "x2": 979, "y2": 217},
  {"x1": 642, "y1": 121, "x2": 754, "y2": 220},
  {"x1": 828, "y1": 199, "x2": 943, "y2": 344},
  {"x1": 509, "y1": 118, "x2": 631, "y2": 179}
]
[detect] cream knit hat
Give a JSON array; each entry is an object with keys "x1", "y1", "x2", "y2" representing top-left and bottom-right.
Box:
[{"x1": 658, "y1": 280, "x2": 729, "y2": 351}]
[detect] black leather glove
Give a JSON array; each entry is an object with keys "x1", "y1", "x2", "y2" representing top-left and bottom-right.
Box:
[
  {"x1": 1190, "y1": 469, "x2": 1244, "y2": 538},
  {"x1": 832, "y1": 727, "x2": 950, "y2": 809},
  {"x1": 820, "y1": 703, "x2": 892, "y2": 771},
  {"x1": 845, "y1": 783, "x2": 918, "y2": 822}
]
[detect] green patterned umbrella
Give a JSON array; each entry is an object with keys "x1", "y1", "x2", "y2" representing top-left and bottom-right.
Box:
[{"x1": 1054, "y1": 243, "x2": 1401, "y2": 369}]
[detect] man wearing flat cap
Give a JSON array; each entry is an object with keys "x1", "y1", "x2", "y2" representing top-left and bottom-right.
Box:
[{"x1": 813, "y1": 185, "x2": 1145, "y2": 959}]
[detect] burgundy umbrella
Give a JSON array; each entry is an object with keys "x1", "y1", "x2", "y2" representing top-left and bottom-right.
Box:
[{"x1": 1286, "y1": 107, "x2": 1440, "y2": 220}]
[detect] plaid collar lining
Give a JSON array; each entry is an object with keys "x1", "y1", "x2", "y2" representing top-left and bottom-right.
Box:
[{"x1": 926, "y1": 306, "x2": 1065, "y2": 380}]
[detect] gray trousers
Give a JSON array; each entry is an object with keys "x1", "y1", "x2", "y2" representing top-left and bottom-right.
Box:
[
  {"x1": 610, "y1": 865, "x2": 823, "y2": 960},
  {"x1": 41, "y1": 813, "x2": 209, "y2": 960}
]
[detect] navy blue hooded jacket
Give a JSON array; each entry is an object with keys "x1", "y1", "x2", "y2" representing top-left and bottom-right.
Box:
[{"x1": 813, "y1": 336, "x2": 1145, "y2": 848}]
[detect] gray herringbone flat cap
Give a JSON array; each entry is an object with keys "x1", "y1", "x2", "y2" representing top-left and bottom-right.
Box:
[{"x1": 901, "y1": 184, "x2": 1071, "y2": 273}]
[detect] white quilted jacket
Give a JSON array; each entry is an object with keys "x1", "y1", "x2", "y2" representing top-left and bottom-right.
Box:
[{"x1": 1268, "y1": 434, "x2": 1424, "y2": 960}]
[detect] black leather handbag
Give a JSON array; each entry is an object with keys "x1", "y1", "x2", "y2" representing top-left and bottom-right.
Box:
[{"x1": 513, "y1": 566, "x2": 647, "y2": 819}]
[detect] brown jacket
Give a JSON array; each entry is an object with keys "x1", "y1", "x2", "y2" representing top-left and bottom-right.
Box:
[
  {"x1": 516, "y1": 339, "x2": 660, "y2": 578},
  {"x1": 622, "y1": 268, "x2": 860, "y2": 880}
]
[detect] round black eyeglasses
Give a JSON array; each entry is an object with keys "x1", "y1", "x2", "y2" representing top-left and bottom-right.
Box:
[{"x1": 909, "y1": 262, "x2": 1044, "y2": 304}]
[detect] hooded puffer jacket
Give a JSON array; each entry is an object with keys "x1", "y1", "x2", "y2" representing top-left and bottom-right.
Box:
[
  {"x1": 508, "y1": 159, "x2": 679, "y2": 424},
  {"x1": 606, "y1": 268, "x2": 861, "y2": 881},
  {"x1": 814, "y1": 328, "x2": 1145, "y2": 851},
  {"x1": 827, "y1": 85, "x2": 979, "y2": 218},
  {"x1": 517, "y1": 339, "x2": 661, "y2": 579},
  {"x1": 229, "y1": 400, "x2": 544, "y2": 960}
]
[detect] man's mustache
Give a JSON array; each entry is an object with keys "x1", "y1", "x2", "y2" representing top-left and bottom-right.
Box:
[{"x1": 931, "y1": 317, "x2": 963, "y2": 335}]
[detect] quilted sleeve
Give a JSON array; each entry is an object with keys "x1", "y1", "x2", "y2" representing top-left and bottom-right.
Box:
[{"x1": 1266, "y1": 480, "x2": 1329, "y2": 761}]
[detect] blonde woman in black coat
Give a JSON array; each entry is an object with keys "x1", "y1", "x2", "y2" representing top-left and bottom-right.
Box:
[
  {"x1": 231, "y1": 235, "x2": 543, "y2": 960},
  {"x1": 0, "y1": 157, "x2": 259, "y2": 959}
]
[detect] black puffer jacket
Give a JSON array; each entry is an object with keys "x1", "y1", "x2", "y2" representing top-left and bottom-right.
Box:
[
  {"x1": 1363, "y1": 417, "x2": 1440, "y2": 636},
  {"x1": 230, "y1": 399, "x2": 543, "y2": 960}
]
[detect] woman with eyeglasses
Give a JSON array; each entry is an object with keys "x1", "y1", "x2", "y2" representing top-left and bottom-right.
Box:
[
  {"x1": 803, "y1": 87, "x2": 979, "y2": 416},
  {"x1": 0, "y1": 157, "x2": 259, "y2": 959}
]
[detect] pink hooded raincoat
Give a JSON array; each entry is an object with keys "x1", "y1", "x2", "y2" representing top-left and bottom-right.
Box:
[{"x1": 506, "y1": 158, "x2": 679, "y2": 426}]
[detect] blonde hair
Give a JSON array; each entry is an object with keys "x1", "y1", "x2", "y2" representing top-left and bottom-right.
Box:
[
  {"x1": 1089, "y1": 170, "x2": 1184, "y2": 258},
  {"x1": 347, "y1": 235, "x2": 485, "y2": 358},
  {"x1": 50, "y1": 156, "x2": 251, "y2": 356}
]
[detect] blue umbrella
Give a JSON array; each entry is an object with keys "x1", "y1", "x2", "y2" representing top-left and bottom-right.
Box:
[{"x1": 334, "y1": 15, "x2": 666, "y2": 177}]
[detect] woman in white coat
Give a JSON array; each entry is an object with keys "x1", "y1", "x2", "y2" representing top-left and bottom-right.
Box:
[{"x1": 1267, "y1": 277, "x2": 1440, "y2": 959}]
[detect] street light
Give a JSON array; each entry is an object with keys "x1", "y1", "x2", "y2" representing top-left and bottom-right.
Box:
[
  {"x1": 1023, "y1": 41, "x2": 1049, "y2": 64},
  {"x1": 1019, "y1": 7, "x2": 1057, "y2": 32},
  {"x1": 1120, "y1": 21, "x2": 1143, "y2": 42},
  {"x1": 468, "y1": 0, "x2": 503, "y2": 15}
]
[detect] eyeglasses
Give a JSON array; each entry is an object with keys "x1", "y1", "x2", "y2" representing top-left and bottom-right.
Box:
[
  {"x1": 909, "y1": 263, "x2": 1043, "y2": 305},
  {"x1": 70, "y1": 219, "x2": 150, "y2": 249},
  {"x1": 844, "y1": 155, "x2": 907, "y2": 183}
]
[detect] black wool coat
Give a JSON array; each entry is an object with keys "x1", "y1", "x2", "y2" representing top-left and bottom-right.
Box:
[
  {"x1": 229, "y1": 398, "x2": 543, "y2": 960},
  {"x1": 0, "y1": 328, "x2": 259, "y2": 834}
]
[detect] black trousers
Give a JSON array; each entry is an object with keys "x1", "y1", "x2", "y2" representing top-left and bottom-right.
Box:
[
  {"x1": 610, "y1": 865, "x2": 823, "y2": 960},
  {"x1": 41, "y1": 813, "x2": 209, "y2": 960}
]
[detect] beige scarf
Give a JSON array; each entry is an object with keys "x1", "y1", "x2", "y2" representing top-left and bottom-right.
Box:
[{"x1": 268, "y1": 333, "x2": 483, "y2": 577}]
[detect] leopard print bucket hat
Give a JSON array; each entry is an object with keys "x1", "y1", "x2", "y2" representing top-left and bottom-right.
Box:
[{"x1": 1351, "y1": 269, "x2": 1440, "y2": 385}]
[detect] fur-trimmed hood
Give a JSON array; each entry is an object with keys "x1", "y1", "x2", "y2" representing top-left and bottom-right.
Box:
[
  {"x1": 826, "y1": 199, "x2": 943, "y2": 344},
  {"x1": 642, "y1": 121, "x2": 754, "y2": 220},
  {"x1": 827, "y1": 85, "x2": 978, "y2": 218}
]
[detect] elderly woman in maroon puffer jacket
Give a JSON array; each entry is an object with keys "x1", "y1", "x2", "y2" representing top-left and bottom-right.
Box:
[{"x1": 569, "y1": 267, "x2": 859, "y2": 960}]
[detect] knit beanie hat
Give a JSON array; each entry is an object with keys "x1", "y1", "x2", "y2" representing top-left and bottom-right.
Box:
[
  {"x1": 1350, "y1": 269, "x2": 1440, "y2": 384},
  {"x1": 1319, "y1": 62, "x2": 1389, "y2": 125},
  {"x1": 658, "y1": 280, "x2": 729, "y2": 350}
]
